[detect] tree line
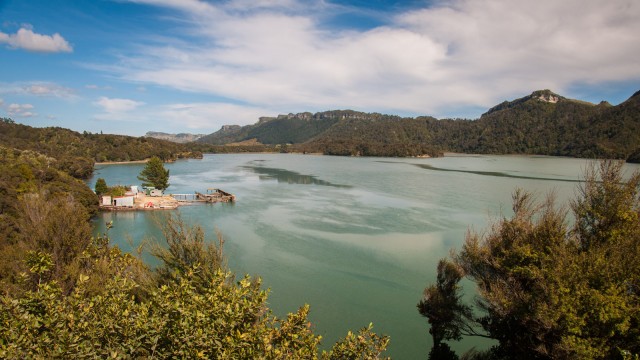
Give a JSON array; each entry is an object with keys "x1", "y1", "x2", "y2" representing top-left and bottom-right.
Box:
[{"x1": 193, "y1": 90, "x2": 640, "y2": 161}]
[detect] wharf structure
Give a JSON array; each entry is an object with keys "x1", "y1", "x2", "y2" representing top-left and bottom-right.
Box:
[
  {"x1": 99, "y1": 186, "x2": 235, "y2": 211},
  {"x1": 195, "y1": 188, "x2": 236, "y2": 203}
]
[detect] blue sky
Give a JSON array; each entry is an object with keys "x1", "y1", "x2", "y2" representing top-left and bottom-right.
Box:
[{"x1": 1, "y1": 0, "x2": 639, "y2": 136}]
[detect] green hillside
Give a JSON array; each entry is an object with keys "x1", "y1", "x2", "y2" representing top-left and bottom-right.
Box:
[
  {"x1": 434, "y1": 89, "x2": 640, "y2": 159},
  {"x1": 0, "y1": 118, "x2": 202, "y2": 178},
  {"x1": 436, "y1": 90, "x2": 605, "y2": 156},
  {"x1": 198, "y1": 113, "x2": 340, "y2": 145},
  {"x1": 300, "y1": 113, "x2": 441, "y2": 157}
]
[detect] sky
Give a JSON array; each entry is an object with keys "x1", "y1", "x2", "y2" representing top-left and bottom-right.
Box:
[{"x1": 0, "y1": 0, "x2": 639, "y2": 136}]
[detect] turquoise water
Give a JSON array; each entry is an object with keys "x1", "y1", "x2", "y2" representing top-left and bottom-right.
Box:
[{"x1": 89, "y1": 154, "x2": 640, "y2": 358}]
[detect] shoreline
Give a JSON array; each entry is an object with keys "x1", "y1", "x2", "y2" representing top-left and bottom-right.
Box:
[
  {"x1": 93, "y1": 152, "x2": 632, "y2": 166},
  {"x1": 94, "y1": 153, "x2": 317, "y2": 165},
  {"x1": 95, "y1": 159, "x2": 149, "y2": 165}
]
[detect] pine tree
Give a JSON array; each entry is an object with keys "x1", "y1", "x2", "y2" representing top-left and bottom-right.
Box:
[
  {"x1": 94, "y1": 178, "x2": 108, "y2": 195},
  {"x1": 137, "y1": 156, "x2": 170, "y2": 190}
]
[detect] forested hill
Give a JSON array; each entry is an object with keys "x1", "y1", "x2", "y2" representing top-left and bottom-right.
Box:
[
  {"x1": 0, "y1": 118, "x2": 202, "y2": 179},
  {"x1": 196, "y1": 89, "x2": 640, "y2": 161},
  {"x1": 198, "y1": 112, "x2": 341, "y2": 145},
  {"x1": 198, "y1": 110, "x2": 443, "y2": 157},
  {"x1": 431, "y1": 89, "x2": 640, "y2": 159},
  {"x1": 298, "y1": 113, "x2": 442, "y2": 157}
]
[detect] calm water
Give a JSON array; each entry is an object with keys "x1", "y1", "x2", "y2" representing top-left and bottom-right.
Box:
[{"x1": 88, "y1": 154, "x2": 639, "y2": 358}]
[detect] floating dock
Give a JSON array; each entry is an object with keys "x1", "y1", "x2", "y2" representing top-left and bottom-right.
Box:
[{"x1": 195, "y1": 188, "x2": 236, "y2": 203}]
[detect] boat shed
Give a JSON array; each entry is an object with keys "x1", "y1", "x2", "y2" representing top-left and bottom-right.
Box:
[
  {"x1": 101, "y1": 195, "x2": 112, "y2": 206},
  {"x1": 150, "y1": 189, "x2": 163, "y2": 197},
  {"x1": 113, "y1": 195, "x2": 134, "y2": 207}
]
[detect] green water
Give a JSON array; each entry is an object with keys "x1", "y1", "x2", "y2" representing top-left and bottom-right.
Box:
[{"x1": 89, "y1": 154, "x2": 640, "y2": 358}]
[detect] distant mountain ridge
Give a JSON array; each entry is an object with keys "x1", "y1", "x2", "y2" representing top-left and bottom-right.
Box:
[
  {"x1": 145, "y1": 131, "x2": 207, "y2": 143},
  {"x1": 195, "y1": 89, "x2": 640, "y2": 161}
]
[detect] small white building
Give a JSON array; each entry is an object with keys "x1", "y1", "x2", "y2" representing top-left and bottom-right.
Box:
[
  {"x1": 101, "y1": 195, "x2": 112, "y2": 206},
  {"x1": 113, "y1": 195, "x2": 134, "y2": 207},
  {"x1": 130, "y1": 185, "x2": 139, "y2": 195},
  {"x1": 150, "y1": 189, "x2": 163, "y2": 197}
]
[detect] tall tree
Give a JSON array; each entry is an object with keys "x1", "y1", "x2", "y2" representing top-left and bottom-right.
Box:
[
  {"x1": 137, "y1": 156, "x2": 170, "y2": 190},
  {"x1": 94, "y1": 178, "x2": 108, "y2": 196},
  {"x1": 418, "y1": 259, "x2": 473, "y2": 360}
]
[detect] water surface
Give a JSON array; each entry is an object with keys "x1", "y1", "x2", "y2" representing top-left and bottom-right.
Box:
[{"x1": 89, "y1": 154, "x2": 639, "y2": 358}]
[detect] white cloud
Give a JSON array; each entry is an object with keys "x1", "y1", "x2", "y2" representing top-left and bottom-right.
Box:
[
  {"x1": 26, "y1": 85, "x2": 51, "y2": 95},
  {"x1": 398, "y1": 0, "x2": 640, "y2": 95},
  {"x1": 0, "y1": 27, "x2": 72, "y2": 53},
  {"x1": 94, "y1": 97, "x2": 145, "y2": 113},
  {"x1": 111, "y1": 0, "x2": 640, "y2": 118},
  {"x1": 0, "y1": 98, "x2": 3, "y2": 107},
  {"x1": 85, "y1": 84, "x2": 112, "y2": 90},
  {"x1": 127, "y1": 0, "x2": 217, "y2": 15},
  {"x1": 24, "y1": 83, "x2": 75, "y2": 98},
  {"x1": 7, "y1": 103, "x2": 36, "y2": 118},
  {"x1": 0, "y1": 82, "x2": 75, "y2": 99}
]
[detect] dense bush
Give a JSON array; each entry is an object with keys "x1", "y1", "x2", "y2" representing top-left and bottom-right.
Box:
[
  {"x1": 0, "y1": 146, "x2": 98, "y2": 243},
  {"x1": 419, "y1": 161, "x2": 640, "y2": 359},
  {"x1": 0, "y1": 205, "x2": 389, "y2": 359}
]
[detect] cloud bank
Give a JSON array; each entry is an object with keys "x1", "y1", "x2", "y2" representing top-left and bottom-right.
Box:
[
  {"x1": 0, "y1": 82, "x2": 75, "y2": 98},
  {"x1": 0, "y1": 27, "x2": 73, "y2": 53},
  {"x1": 109, "y1": 0, "x2": 639, "y2": 127},
  {"x1": 94, "y1": 97, "x2": 145, "y2": 113},
  {"x1": 7, "y1": 103, "x2": 36, "y2": 118},
  {"x1": 25, "y1": 83, "x2": 75, "y2": 98}
]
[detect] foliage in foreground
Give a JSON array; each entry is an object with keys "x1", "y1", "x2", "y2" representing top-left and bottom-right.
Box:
[
  {"x1": 418, "y1": 160, "x2": 640, "y2": 360},
  {"x1": 0, "y1": 147, "x2": 99, "y2": 291},
  {"x1": 0, "y1": 210, "x2": 389, "y2": 359}
]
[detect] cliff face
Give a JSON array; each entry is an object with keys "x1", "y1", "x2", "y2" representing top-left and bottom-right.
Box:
[
  {"x1": 145, "y1": 132, "x2": 206, "y2": 143},
  {"x1": 482, "y1": 90, "x2": 571, "y2": 116}
]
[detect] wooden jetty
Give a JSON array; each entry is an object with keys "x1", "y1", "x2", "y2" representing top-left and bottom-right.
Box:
[
  {"x1": 172, "y1": 193, "x2": 199, "y2": 202},
  {"x1": 195, "y1": 188, "x2": 236, "y2": 203}
]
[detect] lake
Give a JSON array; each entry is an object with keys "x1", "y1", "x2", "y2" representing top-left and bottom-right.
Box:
[{"x1": 88, "y1": 154, "x2": 639, "y2": 358}]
